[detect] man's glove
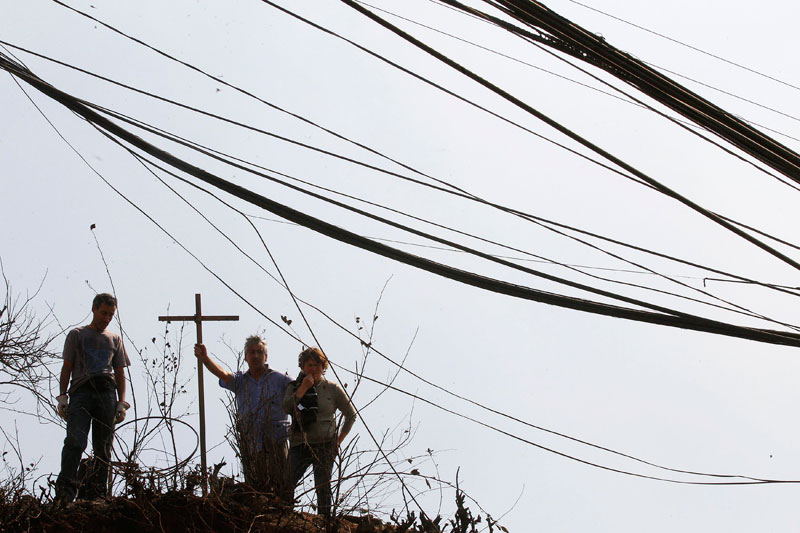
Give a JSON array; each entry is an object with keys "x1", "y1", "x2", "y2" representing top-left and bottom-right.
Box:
[
  {"x1": 115, "y1": 400, "x2": 131, "y2": 423},
  {"x1": 56, "y1": 394, "x2": 68, "y2": 420}
]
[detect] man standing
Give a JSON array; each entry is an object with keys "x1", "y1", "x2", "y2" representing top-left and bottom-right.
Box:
[
  {"x1": 194, "y1": 335, "x2": 292, "y2": 499},
  {"x1": 55, "y1": 293, "x2": 130, "y2": 504}
]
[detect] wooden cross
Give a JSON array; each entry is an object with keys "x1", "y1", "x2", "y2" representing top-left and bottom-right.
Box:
[{"x1": 158, "y1": 293, "x2": 238, "y2": 496}]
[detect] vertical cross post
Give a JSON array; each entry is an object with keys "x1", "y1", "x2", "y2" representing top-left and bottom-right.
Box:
[{"x1": 158, "y1": 293, "x2": 238, "y2": 496}]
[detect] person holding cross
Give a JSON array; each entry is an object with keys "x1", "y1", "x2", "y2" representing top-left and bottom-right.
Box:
[
  {"x1": 54, "y1": 293, "x2": 131, "y2": 505},
  {"x1": 194, "y1": 335, "x2": 292, "y2": 498}
]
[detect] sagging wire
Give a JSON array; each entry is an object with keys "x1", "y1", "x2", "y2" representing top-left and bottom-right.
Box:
[
  {"x1": 4, "y1": 38, "x2": 798, "y2": 309},
  {"x1": 6, "y1": 54, "x2": 800, "y2": 347},
  {"x1": 338, "y1": 0, "x2": 800, "y2": 275},
  {"x1": 562, "y1": 0, "x2": 800, "y2": 93},
  {"x1": 364, "y1": 0, "x2": 800, "y2": 143},
  {"x1": 89, "y1": 98, "x2": 800, "y2": 333}
]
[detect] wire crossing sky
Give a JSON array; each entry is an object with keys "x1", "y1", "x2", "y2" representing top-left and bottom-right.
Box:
[{"x1": 4, "y1": 51, "x2": 800, "y2": 348}]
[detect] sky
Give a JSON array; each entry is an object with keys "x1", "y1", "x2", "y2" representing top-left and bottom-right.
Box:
[{"x1": 2, "y1": 0, "x2": 800, "y2": 530}]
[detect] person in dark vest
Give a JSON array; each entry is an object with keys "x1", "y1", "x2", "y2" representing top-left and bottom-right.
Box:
[
  {"x1": 55, "y1": 293, "x2": 130, "y2": 504},
  {"x1": 283, "y1": 347, "x2": 356, "y2": 516}
]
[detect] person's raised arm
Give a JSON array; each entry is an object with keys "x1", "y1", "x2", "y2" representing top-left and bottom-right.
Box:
[
  {"x1": 295, "y1": 373, "x2": 315, "y2": 399},
  {"x1": 194, "y1": 343, "x2": 233, "y2": 385}
]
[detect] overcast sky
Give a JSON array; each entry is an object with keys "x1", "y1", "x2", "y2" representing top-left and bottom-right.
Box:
[{"x1": 2, "y1": 0, "x2": 800, "y2": 531}]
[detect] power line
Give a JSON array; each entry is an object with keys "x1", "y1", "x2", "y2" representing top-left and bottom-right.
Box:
[
  {"x1": 239, "y1": 4, "x2": 800, "y2": 289},
  {"x1": 426, "y1": 0, "x2": 800, "y2": 189},
  {"x1": 246, "y1": 213, "x2": 696, "y2": 276},
  {"x1": 330, "y1": 362, "x2": 799, "y2": 486},
  {"x1": 6, "y1": 34, "x2": 799, "y2": 330},
  {"x1": 256, "y1": 0, "x2": 652, "y2": 188},
  {"x1": 5, "y1": 53, "x2": 800, "y2": 348},
  {"x1": 465, "y1": 0, "x2": 800, "y2": 178},
  {"x1": 361, "y1": 0, "x2": 800, "y2": 142},
  {"x1": 8, "y1": 24, "x2": 797, "y2": 305},
  {"x1": 339, "y1": 0, "x2": 800, "y2": 274},
  {"x1": 562, "y1": 0, "x2": 800, "y2": 93},
  {"x1": 49, "y1": 0, "x2": 468, "y2": 198},
  {"x1": 102, "y1": 103, "x2": 797, "y2": 332},
  {"x1": 647, "y1": 62, "x2": 800, "y2": 131},
  {"x1": 88, "y1": 94, "x2": 800, "y2": 335},
  {"x1": 398, "y1": 0, "x2": 800, "y2": 183},
  {"x1": 185, "y1": 0, "x2": 800, "y2": 283}
]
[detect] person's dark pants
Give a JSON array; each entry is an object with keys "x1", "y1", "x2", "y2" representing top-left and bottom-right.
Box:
[
  {"x1": 242, "y1": 436, "x2": 290, "y2": 501},
  {"x1": 289, "y1": 440, "x2": 336, "y2": 516},
  {"x1": 55, "y1": 381, "x2": 116, "y2": 502},
  {"x1": 266, "y1": 438, "x2": 291, "y2": 502}
]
